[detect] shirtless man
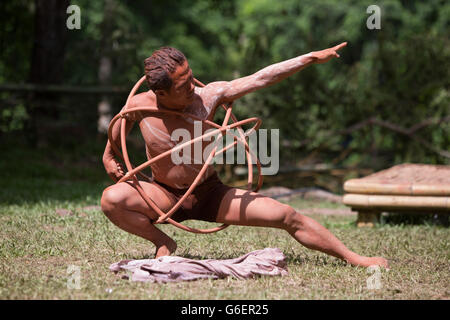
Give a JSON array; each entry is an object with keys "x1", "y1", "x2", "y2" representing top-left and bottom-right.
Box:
[{"x1": 101, "y1": 44, "x2": 389, "y2": 269}]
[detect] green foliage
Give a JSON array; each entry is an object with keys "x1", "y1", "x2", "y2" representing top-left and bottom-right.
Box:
[
  {"x1": 1, "y1": 0, "x2": 449, "y2": 166},
  {"x1": 232, "y1": 0, "x2": 449, "y2": 166},
  {"x1": 0, "y1": 0, "x2": 34, "y2": 83}
]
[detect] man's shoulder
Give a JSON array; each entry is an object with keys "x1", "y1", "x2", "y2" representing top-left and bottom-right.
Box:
[
  {"x1": 196, "y1": 81, "x2": 229, "y2": 111},
  {"x1": 121, "y1": 91, "x2": 156, "y2": 122},
  {"x1": 200, "y1": 81, "x2": 228, "y2": 95},
  {"x1": 128, "y1": 91, "x2": 156, "y2": 109}
]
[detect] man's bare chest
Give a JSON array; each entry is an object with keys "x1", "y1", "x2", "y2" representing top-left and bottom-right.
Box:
[{"x1": 138, "y1": 107, "x2": 214, "y2": 154}]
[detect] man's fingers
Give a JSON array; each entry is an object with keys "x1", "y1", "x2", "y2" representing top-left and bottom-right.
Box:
[
  {"x1": 114, "y1": 171, "x2": 124, "y2": 181},
  {"x1": 116, "y1": 162, "x2": 125, "y2": 175},
  {"x1": 334, "y1": 42, "x2": 348, "y2": 51},
  {"x1": 108, "y1": 172, "x2": 119, "y2": 182},
  {"x1": 111, "y1": 165, "x2": 124, "y2": 180}
]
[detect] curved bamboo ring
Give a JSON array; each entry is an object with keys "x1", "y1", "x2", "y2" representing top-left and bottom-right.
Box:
[{"x1": 107, "y1": 76, "x2": 264, "y2": 234}]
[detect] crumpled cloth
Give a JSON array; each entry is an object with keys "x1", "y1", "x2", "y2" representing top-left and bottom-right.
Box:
[{"x1": 109, "y1": 248, "x2": 288, "y2": 283}]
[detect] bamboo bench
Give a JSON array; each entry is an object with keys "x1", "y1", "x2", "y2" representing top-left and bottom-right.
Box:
[{"x1": 342, "y1": 164, "x2": 450, "y2": 227}]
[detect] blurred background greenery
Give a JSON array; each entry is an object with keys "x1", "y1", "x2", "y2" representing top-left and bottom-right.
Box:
[{"x1": 0, "y1": 0, "x2": 449, "y2": 192}]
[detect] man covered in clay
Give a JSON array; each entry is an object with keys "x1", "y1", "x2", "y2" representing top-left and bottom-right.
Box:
[{"x1": 101, "y1": 43, "x2": 389, "y2": 269}]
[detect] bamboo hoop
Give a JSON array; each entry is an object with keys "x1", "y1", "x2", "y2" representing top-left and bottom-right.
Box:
[{"x1": 107, "y1": 76, "x2": 264, "y2": 234}]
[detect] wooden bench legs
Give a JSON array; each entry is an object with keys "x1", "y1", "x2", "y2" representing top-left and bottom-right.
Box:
[{"x1": 356, "y1": 210, "x2": 381, "y2": 227}]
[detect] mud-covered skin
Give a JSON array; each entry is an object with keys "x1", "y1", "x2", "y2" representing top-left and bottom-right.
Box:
[
  {"x1": 103, "y1": 43, "x2": 348, "y2": 185},
  {"x1": 118, "y1": 50, "x2": 321, "y2": 188},
  {"x1": 100, "y1": 42, "x2": 390, "y2": 269},
  {"x1": 126, "y1": 87, "x2": 218, "y2": 188}
]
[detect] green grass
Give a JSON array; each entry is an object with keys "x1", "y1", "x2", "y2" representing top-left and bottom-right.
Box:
[{"x1": 0, "y1": 142, "x2": 449, "y2": 300}]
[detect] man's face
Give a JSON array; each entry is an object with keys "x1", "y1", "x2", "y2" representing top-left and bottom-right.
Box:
[{"x1": 166, "y1": 60, "x2": 195, "y2": 107}]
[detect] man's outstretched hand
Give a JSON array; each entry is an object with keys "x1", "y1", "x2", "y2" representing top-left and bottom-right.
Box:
[{"x1": 311, "y1": 42, "x2": 347, "y2": 64}]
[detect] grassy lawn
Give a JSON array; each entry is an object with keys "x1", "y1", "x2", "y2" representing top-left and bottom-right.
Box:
[{"x1": 0, "y1": 143, "x2": 449, "y2": 300}]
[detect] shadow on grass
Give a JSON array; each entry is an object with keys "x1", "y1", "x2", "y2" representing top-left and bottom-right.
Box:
[
  {"x1": 0, "y1": 135, "x2": 148, "y2": 205},
  {"x1": 381, "y1": 212, "x2": 449, "y2": 227},
  {"x1": 284, "y1": 252, "x2": 349, "y2": 267}
]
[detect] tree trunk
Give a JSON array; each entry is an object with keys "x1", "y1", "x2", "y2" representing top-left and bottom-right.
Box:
[
  {"x1": 28, "y1": 0, "x2": 69, "y2": 146},
  {"x1": 97, "y1": 0, "x2": 115, "y2": 135},
  {"x1": 98, "y1": 56, "x2": 113, "y2": 134}
]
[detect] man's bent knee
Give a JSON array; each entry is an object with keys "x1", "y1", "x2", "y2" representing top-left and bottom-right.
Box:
[
  {"x1": 101, "y1": 184, "x2": 161, "y2": 222},
  {"x1": 101, "y1": 185, "x2": 123, "y2": 216}
]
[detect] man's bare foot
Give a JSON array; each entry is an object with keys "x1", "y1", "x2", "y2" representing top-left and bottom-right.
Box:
[
  {"x1": 155, "y1": 240, "x2": 177, "y2": 258},
  {"x1": 347, "y1": 256, "x2": 390, "y2": 269},
  {"x1": 366, "y1": 257, "x2": 390, "y2": 269}
]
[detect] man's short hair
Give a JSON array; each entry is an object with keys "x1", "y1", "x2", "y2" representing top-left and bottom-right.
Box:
[{"x1": 144, "y1": 47, "x2": 186, "y2": 92}]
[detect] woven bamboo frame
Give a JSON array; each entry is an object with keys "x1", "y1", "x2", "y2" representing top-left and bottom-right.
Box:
[{"x1": 107, "y1": 76, "x2": 264, "y2": 234}]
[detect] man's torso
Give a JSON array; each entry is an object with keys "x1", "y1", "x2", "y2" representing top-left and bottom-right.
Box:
[{"x1": 127, "y1": 87, "x2": 221, "y2": 189}]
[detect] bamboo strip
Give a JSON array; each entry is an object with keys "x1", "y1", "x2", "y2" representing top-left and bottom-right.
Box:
[
  {"x1": 344, "y1": 180, "x2": 450, "y2": 196},
  {"x1": 343, "y1": 194, "x2": 450, "y2": 209}
]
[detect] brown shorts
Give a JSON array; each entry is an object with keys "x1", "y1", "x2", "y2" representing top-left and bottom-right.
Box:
[{"x1": 152, "y1": 172, "x2": 234, "y2": 223}]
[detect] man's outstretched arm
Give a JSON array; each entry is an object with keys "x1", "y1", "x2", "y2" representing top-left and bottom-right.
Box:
[{"x1": 208, "y1": 42, "x2": 347, "y2": 104}]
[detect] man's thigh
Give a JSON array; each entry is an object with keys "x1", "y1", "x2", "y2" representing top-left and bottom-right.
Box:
[
  {"x1": 104, "y1": 180, "x2": 176, "y2": 217},
  {"x1": 215, "y1": 188, "x2": 293, "y2": 228}
]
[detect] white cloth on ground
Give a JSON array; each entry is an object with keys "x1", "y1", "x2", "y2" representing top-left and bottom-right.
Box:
[{"x1": 109, "y1": 248, "x2": 288, "y2": 283}]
